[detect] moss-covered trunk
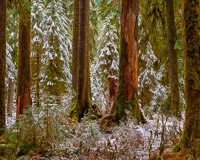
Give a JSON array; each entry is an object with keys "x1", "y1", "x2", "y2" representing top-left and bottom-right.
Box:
[
  {"x1": 111, "y1": 0, "x2": 145, "y2": 123},
  {"x1": 181, "y1": 0, "x2": 200, "y2": 150},
  {"x1": 72, "y1": 0, "x2": 80, "y2": 92},
  {"x1": 17, "y1": 0, "x2": 32, "y2": 116},
  {"x1": 70, "y1": 0, "x2": 100, "y2": 121},
  {"x1": 166, "y1": 0, "x2": 180, "y2": 117},
  {"x1": 7, "y1": 75, "x2": 14, "y2": 116},
  {"x1": 0, "y1": 0, "x2": 7, "y2": 136}
]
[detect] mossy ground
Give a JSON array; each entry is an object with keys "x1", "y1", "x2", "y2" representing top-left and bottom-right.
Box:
[{"x1": 70, "y1": 102, "x2": 102, "y2": 121}]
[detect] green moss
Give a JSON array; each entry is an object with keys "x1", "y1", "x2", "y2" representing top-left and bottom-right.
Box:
[
  {"x1": 0, "y1": 139, "x2": 7, "y2": 144},
  {"x1": 0, "y1": 144, "x2": 7, "y2": 155},
  {"x1": 0, "y1": 143, "x2": 15, "y2": 156},
  {"x1": 69, "y1": 101, "x2": 102, "y2": 121},
  {"x1": 156, "y1": 156, "x2": 163, "y2": 160},
  {"x1": 181, "y1": 0, "x2": 200, "y2": 150},
  {"x1": 90, "y1": 104, "x2": 102, "y2": 119},
  {"x1": 18, "y1": 141, "x2": 34, "y2": 156},
  {"x1": 69, "y1": 102, "x2": 81, "y2": 121},
  {"x1": 111, "y1": 92, "x2": 146, "y2": 123},
  {"x1": 111, "y1": 110, "x2": 118, "y2": 122},
  {"x1": 172, "y1": 144, "x2": 181, "y2": 152}
]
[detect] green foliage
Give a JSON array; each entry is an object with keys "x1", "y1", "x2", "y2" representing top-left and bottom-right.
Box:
[
  {"x1": 31, "y1": 0, "x2": 72, "y2": 107},
  {"x1": 172, "y1": 144, "x2": 181, "y2": 152},
  {"x1": 0, "y1": 143, "x2": 15, "y2": 157},
  {"x1": 156, "y1": 156, "x2": 163, "y2": 160},
  {"x1": 5, "y1": 104, "x2": 70, "y2": 156}
]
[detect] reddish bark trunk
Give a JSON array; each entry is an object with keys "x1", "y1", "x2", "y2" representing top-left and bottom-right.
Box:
[
  {"x1": 121, "y1": 0, "x2": 138, "y2": 100},
  {"x1": 17, "y1": 1, "x2": 32, "y2": 116},
  {"x1": 110, "y1": 0, "x2": 145, "y2": 123},
  {"x1": 108, "y1": 71, "x2": 118, "y2": 113}
]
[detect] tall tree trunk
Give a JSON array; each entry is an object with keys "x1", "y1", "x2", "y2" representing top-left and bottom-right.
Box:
[
  {"x1": 70, "y1": 0, "x2": 101, "y2": 121},
  {"x1": 7, "y1": 74, "x2": 14, "y2": 117},
  {"x1": 78, "y1": 0, "x2": 90, "y2": 109},
  {"x1": 70, "y1": 0, "x2": 91, "y2": 121},
  {"x1": 0, "y1": 0, "x2": 7, "y2": 136},
  {"x1": 166, "y1": 0, "x2": 180, "y2": 117},
  {"x1": 111, "y1": 0, "x2": 145, "y2": 123},
  {"x1": 17, "y1": 1, "x2": 32, "y2": 116},
  {"x1": 181, "y1": 0, "x2": 200, "y2": 149},
  {"x1": 72, "y1": 0, "x2": 80, "y2": 92}
]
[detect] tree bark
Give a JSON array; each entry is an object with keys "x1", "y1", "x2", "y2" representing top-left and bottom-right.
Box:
[
  {"x1": 17, "y1": 0, "x2": 32, "y2": 116},
  {"x1": 166, "y1": 0, "x2": 180, "y2": 117},
  {"x1": 70, "y1": 0, "x2": 91, "y2": 121},
  {"x1": 70, "y1": 0, "x2": 101, "y2": 121},
  {"x1": 108, "y1": 72, "x2": 118, "y2": 113},
  {"x1": 181, "y1": 0, "x2": 200, "y2": 150},
  {"x1": 111, "y1": 0, "x2": 145, "y2": 123},
  {"x1": 7, "y1": 74, "x2": 14, "y2": 117},
  {"x1": 78, "y1": 0, "x2": 90, "y2": 109},
  {"x1": 0, "y1": 0, "x2": 7, "y2": 136},
  {"x1": 72, "y1": 0, "x2": 80, "y2": 93}
]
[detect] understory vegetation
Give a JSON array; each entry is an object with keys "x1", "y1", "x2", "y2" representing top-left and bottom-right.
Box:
[{"x1": 1, "y1": 105, "x2": 185, "y2": 159}]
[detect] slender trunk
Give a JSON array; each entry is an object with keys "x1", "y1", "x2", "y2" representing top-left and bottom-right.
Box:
[
  {"x1": 166, "y1": 0, "x2": 180, "y2": 117},
  {"x1": 111, "y1": 0, "x2": 145, "y2": 123},
  {"x1": 72, "y1": 0, "x2": 80, "y2": 92},
  {"x1": 7, "y1": 75, "x2": 14, "y2": 117},
  {"x1": 181, "y1": 0, "x2": 200, "y2": 149},
  {"x1": 17, "y1": 0, "x2": 32, "y2": 116},
  {"x1": 77, "y1": 0, "x2": 90, "y2": 113},
  {"x1": 0, "y1": 0, "x2": 7, "y2": 136}
]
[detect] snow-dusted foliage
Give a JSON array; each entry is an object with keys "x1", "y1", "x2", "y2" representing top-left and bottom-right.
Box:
[
  {"x1": 31, "y1": 0, "x2": 72, "y2": 107},
  {"x1": 41, "y1": 0, "x2": 72, "y2": 81},
  {"x1": 31, "y1": 0, "x2": 45, "y2": 107},
  {"x1": 31, "y1": 0, "x2": 44, "y2": 45},
  {"x1": 6, "y1": 9, "x2": 18, "y2": 75},
  {"x1": 91, "y1": 59, "x2": 108, "y2": 111},
  {"x1": 6, "y1": 43, "x2": 16, "y2": 74},
  {"x1": 138, "y1": 43, "x2": 168, "y2": 110},
  {"x1": 91, "y1": 15, "x2": 119, "y2": 111},
  {"x1": 41, "y1": 0, "x2": 72, "y2": 87},
  {"x1": 97, "y1": 16, "x2": 119, "y2": 80}
]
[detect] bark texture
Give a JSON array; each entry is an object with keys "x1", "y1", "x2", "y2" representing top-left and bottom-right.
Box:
[
  {"x1": 72, "y1": 0, "x2": 80, "y2": 92},
  {"x1": 111, "y1": 0, "x2": 145, "y2": 123},
  {"x1": 17, "y1": 1, "x2": 32, "y2": 116},
  {"x1": 70, "y1": 0, "x2": 101, "y2": 121},
  {"x1": 166, "y1": 0, "x2": 180, "y2": 117},
  {"x1": 0, "y1": 0, "x2": 7, "y2": 136},
  {"x1": 108, "y1": 76, "x2": 118, "y2": 113},
  {"x1": 181, "y1": 0, "x2": 200, "y2": 150},
  {"x1": 7, "y1": 75, "x2": 14, "y2": 116}
]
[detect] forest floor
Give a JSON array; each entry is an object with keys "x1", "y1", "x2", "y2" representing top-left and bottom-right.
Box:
[{"x1": 1, "y1": 110, "x2": 185, "y2": 160}]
